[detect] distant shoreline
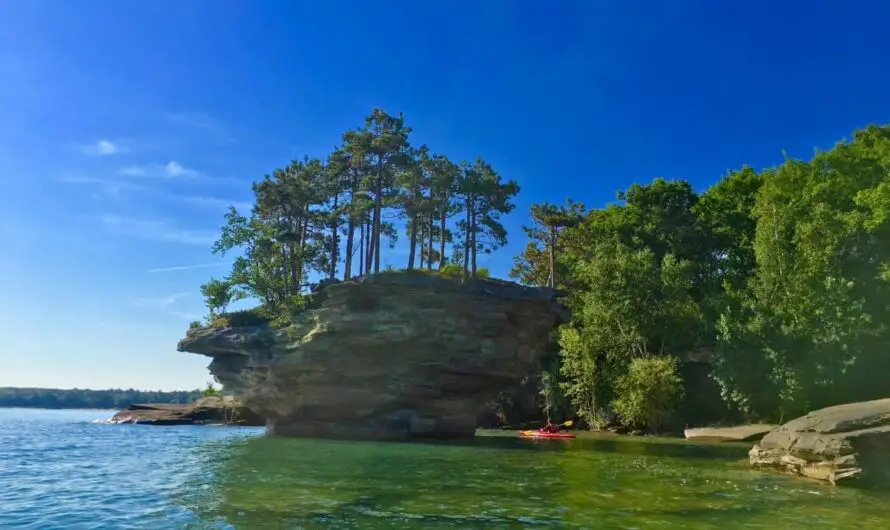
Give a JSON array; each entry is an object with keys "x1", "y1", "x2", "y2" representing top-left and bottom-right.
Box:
[
  {"x1": 0, "y1": 405, "x2": 122, "y2": 411},
  {"x1": 0, "y1": 387, "x2": 202, "y2": 411}
]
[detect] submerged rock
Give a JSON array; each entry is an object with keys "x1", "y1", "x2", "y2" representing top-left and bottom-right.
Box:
[
  {"x1": 110, "y1": 395, "x2": 264, "y2": 426},
  {"x1": 177, "y1": 272, "x2": 570, "y2": 441},
  {"x1": 749, "y1": 399, "x2": 890, "y2": 487},
  {"x1": 684, "y1": 424, "x2": 776, "y2": 443}
]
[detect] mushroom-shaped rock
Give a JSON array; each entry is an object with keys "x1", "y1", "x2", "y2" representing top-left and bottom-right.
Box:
[{"x1": 178, "y1": 272, "x2": 571, "y2": 441}]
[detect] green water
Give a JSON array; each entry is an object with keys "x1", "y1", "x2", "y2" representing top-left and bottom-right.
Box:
[{"x1": 182, "y1": 431, "x2": 889, "y2": 529}]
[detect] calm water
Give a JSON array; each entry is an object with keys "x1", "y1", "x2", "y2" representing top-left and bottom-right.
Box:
[{"x1": 0, "y1": 409, "x2": 887, "y2": 529}]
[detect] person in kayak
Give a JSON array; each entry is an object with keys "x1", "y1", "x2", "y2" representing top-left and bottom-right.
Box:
[{"x1": 540, "y1": 421, "x2": 561, "y2": 433}]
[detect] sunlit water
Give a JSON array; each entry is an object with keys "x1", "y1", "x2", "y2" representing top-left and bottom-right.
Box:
[{"x1": 0, "y1": 408, "x2": 887, "y2": 529}]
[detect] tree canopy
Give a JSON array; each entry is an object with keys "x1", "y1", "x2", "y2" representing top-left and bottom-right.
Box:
[
  {"x1": 200, "y1": 108, "x2": 519, "y2": 321},
  {"x1": 512, "y1": 124, "x2": 890, "y2": 430}
]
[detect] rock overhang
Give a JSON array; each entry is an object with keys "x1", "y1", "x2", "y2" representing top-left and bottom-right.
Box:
[{"x1": 178, "y1": 272, "x2": 571, "y2": 441}]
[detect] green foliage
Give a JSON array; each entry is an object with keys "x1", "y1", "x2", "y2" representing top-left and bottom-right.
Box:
[
  {"x1": 517, "y1": 123, "x2": 890, "y2": 431},
  {"x1": 198, "y1": 108, "x2": 515, "y2": 327},
  {"x1": 612, "y1": 356, "x2": 685, "y2": 433},
  {"x1": 201, "y1": 382, "x2": 223, "y2": 397},
  {"x1": 189, "y1": 320, "x2": 202, "y2": 329},
  {"x1": 209, "y1": 307, "x2": 272, "y2": 328},
  {"x1": 711, "y1": 125, "x2": 890, "y2": 420}
]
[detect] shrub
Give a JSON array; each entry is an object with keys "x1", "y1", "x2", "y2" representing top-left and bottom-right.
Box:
[
  {"x1": 189, "y1": 320, "x2": 202, "y2": 329},
  {"x1": 612, "y1": 356, "x2": 684, "y2": 433},
  {"x1": 201, "y1": 382, "x2": 222, "y2": 397},
  {"x1": 210, "y1": 307, "x2": 272, "y2": 328},
  {"x1": 438, "y1": 263, "x2": 490, "y2": 280}
]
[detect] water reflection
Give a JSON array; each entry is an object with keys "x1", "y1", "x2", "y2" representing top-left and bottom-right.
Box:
[{"x1": 178, "y1": 432, "x2": 890, "y2": 529}]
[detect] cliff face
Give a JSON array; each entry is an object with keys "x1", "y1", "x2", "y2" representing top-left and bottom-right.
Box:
[{"x1": 177, "y1": 272, "x2": 570, "y2": 440}]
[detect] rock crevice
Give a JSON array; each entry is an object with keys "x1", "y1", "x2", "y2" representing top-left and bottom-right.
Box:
[{"x1": 178, "y1": 273, "x2": 570, "y2": 441}]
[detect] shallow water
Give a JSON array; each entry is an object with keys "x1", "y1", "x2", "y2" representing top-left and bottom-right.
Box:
[{"x1": 0, "y1": 408, "x2": 886, "y2": 528}]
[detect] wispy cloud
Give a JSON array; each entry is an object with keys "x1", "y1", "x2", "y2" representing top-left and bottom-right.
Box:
[
  {"x1": 59, "y1": 175, "x2": 250, "y2": 212},
  {"x1": 77, "y1": 139, "x2": 125, "y2": 156},
  {"x1": 119, "y1": 160, "x2": 202, "y2": 179},
  {"x1": 131, "y1": 292, "x2": 190, "y2": 310},
  {"x1": 162, "y1": 111, "x2": 233, "y2": 143},
  {"x1": 99, "y1": 214, "x2": 217, "y2": 246},
  {"x1": 59, "y1": 175, "x2": 150, "y2": 194},
  {"x1": 146, "y1": 262, "x2": 227, "y2": 274},
  {"x1": 176, "y1": 195, "x2": 253, "y2": 212},
  {"x1": 130, "y1": 292, "x2": 202, "y2": 321}
]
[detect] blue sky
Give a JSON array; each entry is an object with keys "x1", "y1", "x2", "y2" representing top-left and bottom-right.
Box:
[{"x1": 1, "y1": 1, "x2": 888, "y2": 390}]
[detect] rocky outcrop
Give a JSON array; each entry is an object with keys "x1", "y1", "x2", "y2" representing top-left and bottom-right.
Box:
[
  {"x1": 749, "y1": 399, "x2": 890, "y2": 487},
  {"x1": 177, "y1": 272, "x2": 570, "y2": 441},
  {"x1": 684, "y1": 424, "x2": 776, "y2": 443},
  {"x1": 110, "y1": 395, "x2": 264, "y2": 426}
]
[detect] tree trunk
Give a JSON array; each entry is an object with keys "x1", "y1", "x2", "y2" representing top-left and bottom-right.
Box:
[
  {"x1": 548, "y1": 226, "x2": 557, "y2": 288},
  {"x1": 470, "y1": 208, "x2": 477, "y2": 277},
  {"x1": 372, "y1": 172, "x2": 382, "y2": 273},
  {"x1": 329, "y1": 194, "x2": 339, "y2": 279},
  {"x1": 296, "y1": 214, "x2": 308, "y2": 289},
  {"x1": 358, "y1": 219, "x2": 365, "y2": 277},
  {"x1": 407, "y1": 212, "x2": 418, "y2": 270},
  {"x1": 427, "y1": 211, "x2": 434, "y2": 269},
  {"x1": 344, "y1": 215, "x2": 355, "y2": 280},
  {"x1": 366, "y1": 215, "x2": 375, "y2": 274},
  {"x1": 439, "y1": 193, "x2": 448, "y2": 269},
  {"x1": 462, "y1": 198, "x2": 471, "y2": 278}
]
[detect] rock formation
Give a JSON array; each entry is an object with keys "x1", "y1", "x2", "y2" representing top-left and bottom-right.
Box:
[
  {"x1": 684, "y1": 424, "x2": 776, "y2": 443},
  {"x1": 110, "y1": 395, "x2": 264, "y2": 426},
  {"x1": 177, "y1": 272, "x2": 570, "y2": 441},
  {"x1": 749, "y1": 398, "x2": 890, "y2": 487}
]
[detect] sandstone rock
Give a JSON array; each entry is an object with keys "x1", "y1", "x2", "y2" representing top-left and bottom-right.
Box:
[
  {"x1": 110, "y1": 395, "x2": 264, "y2": 426},
  {"x1": 684, "y1": 424, "x2": 776, "y2": 443},
  {"x1": 749, "y1": 398, "x2": 890, "y2": 487},
  {"x1": 177, "y1": 272, "x2": 570, "y2": 441}
]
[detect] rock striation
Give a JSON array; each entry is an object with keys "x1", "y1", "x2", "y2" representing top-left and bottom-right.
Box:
[
  {"x1": 110, "y1": 395, "x2": 264, "y2": 426},
  {"x1": 749, "y1": 398, "x2": 890, "y2": 487},
  {"x1": 177, "y1": 272, "x2": 570, "y2": 441}
]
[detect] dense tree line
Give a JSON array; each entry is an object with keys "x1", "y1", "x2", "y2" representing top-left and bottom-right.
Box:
[
  {"x1": 511, "y1": 124, "x2": 890, "y2": 431},
  {"x1": 200, "y1": 108, "x2": 518, "y2": 321},
  {"x1": 0, "y1": 387, "x2": 202, "y2": 410}
]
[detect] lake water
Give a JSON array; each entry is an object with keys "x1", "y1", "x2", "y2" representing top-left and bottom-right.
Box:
[{"x1": 0, "y1": 408, "x2": 887, "y2": 529}]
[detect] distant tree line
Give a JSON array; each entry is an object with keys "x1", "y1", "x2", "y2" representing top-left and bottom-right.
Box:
[
  {"x1": 199, "y1": 108, "x2": 518, "y2": 322},
  {"x1": 0, "y1": 387, "x2": 202, "y2": 410},
  {"x1": 509, "y1": 124, "x2": 890, "y2": 432}
]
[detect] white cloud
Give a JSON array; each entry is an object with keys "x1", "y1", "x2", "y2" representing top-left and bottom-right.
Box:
[
  {"x1": 119, "y1": 165, "x2": 149, "y2": 177},
  {"x1": 118, "y1": 160, "x2": 202, "y2": 179},
  {"x1": 146, "y1": 262, "x2": 227, "y2": 274},
  {"x1": 78, "y1": 139, "x2": 124, "y2": 156},
  {"x1": 99, "y1": 215, "x2": 217, "y2": 246}
]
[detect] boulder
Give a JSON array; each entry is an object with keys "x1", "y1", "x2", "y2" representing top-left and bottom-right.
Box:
[
  {"x1": 177, "y1": 272, "x2": 570, "y2": 441},
  {"x1": 684, "y1": 424, "x2": 776, "y2": 443},
  {"x1": 749, "y1": 398, "x2": 890, "y2": 487},
  {"x1": 110, "y1": 395, "x2": 264, "y2": 426}
]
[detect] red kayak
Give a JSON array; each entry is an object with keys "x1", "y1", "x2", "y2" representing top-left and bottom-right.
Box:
[{"x1": 518, "y1": 430, "x2": 576, "y2": 439}]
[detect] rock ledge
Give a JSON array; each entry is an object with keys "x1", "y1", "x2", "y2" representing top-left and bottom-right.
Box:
[{"x1": 749, "y1": 398, "x2": 890, "y2": 487}]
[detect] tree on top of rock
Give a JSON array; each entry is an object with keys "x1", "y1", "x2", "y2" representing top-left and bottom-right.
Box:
[{"x1": 455, "y1": 157, "x2": 520, "y2": 278}]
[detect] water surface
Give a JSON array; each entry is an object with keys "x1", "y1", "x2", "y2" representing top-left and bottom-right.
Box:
[{"x1": 1, "y1": 408, "x2": 886, "y2": 528}]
